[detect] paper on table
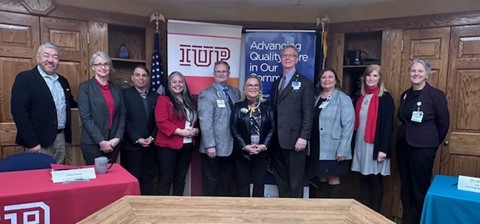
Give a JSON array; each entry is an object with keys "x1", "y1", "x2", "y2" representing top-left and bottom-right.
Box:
[
  {"x1": 51, "y1": 167, "x2": 96, "y2": 183},
  {"x1": 458, "y1": 175, "x2": 480, "y2": 193}
]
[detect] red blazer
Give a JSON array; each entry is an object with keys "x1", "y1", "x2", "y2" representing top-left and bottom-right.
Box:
[{"x1": 154, "y1": 96, "x2": 198, "y2": 149}]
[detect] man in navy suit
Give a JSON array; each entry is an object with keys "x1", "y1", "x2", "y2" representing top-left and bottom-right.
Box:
[
  {"x1": 11, "y1": 42, "x2": 76, "y2": 164},
  {"x1": 270, "y1": 45, "x2": 314, "y2": 198},
  {"x1": 122, "y1": 65, "x2": 158, "y2": 195}
]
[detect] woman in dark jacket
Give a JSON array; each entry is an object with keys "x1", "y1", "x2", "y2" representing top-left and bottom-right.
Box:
[
  {"x1": 351, "y1": 64, "x2": 394, "y2": 212},
  {"x1": 78, "y1": 51, "x2": 126, "y2": 165},
  {"x1": 231, "y1": 74, "x2": 275, "y2": 197},
  {"x1": 397, "y1": 58, "x2": 449, "y2": 224}
]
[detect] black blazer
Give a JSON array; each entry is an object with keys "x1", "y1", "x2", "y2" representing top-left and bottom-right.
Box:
[
  {"x1": 270, "y1": 71, "x2": 314, "y2": 149},
  {"x1": 122, "y1": 87, "x2": 159, "y2": 150},
  {"x1": 397, "y1": 83, "x2": 450, "y2": 148},
  {"x1": 354, "y1": 92, "x2": 395, "y2": 159},
  {"x1": 230, "y1": 99, "x2": 275, "y2": 158},
  {"x1": 11, "y1": 67, "x2": 75, "y2": 148}
]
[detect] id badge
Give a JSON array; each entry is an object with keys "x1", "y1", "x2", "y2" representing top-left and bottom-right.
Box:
[
  {"x1": 217, "y1": 99, "x2": 226, "y2": 108},
  {"x1": 292, "y1": 81, "x2": 301, "y2": 90},
  {"x1": 411, "y1": 111, "x2": 424, "y2": 123},
  {"x1": 319, "y1": 101, "x2": 329, "y2": 109}
]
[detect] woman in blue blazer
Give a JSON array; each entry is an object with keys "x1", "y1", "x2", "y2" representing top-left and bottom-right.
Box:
[
  {"x1": 397, "y1": 58, "x2": 449, "y2": 224},
  {"x1": 306, "y1": 68, "x2": 355, "y2": 198},
  {"x1": 78, "y1": 51, "x2": 126, "y2": 165},
  {"x1": 231, "y1": 74, "x2": 275, "y2": 197}
]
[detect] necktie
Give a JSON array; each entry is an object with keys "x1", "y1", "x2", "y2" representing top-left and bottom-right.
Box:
[
  {"x1": 278, "y1": 76, "x2": 286, "y2": 93},
  {"x1": 223, "y1": 88, "x2": 234, "y2": 108}
]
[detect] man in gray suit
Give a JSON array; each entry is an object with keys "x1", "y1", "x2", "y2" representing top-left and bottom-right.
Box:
[
  {"x1": 198, "y1": 61, "x2": 241, "y2": 196},
  {"x1": 270, "y1": 45, "x2": 314, "y2": 198}
]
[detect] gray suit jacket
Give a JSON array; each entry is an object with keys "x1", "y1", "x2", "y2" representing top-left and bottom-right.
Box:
[
  {"x1": 198, "y1": 83, "x2": 241, "y2": 157},
  {"x1": 78, "y1": 78, "x2": 126, "y2": 144},
  {"x1": 271, "y1": 72, "x2": 314, "y2": 149},
  {"x1": 314, "y1": 89, "x2": 354, "y2": 160}
]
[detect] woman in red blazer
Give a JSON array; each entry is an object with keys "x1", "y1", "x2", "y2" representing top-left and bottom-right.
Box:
[
  {"x1": 396, "y1": 58, "x2": 449, "y2": 224},
  {"x1": 155, "y1": 71, "x2": 199, "y2": 195}
]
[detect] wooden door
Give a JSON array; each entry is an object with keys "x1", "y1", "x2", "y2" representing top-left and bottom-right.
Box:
[
  {"x1": 40, "y1": 17, "x2": 89, "y2": 165},
  {"x1": 392, "y1": 27, "x2": 451, "y2": 218},
  {"x1": 0, "y1": 12, "x2": 40, "y2": 157},
  {"x1": 445, "y1": 25, "x2": 480, "y2": 176}
]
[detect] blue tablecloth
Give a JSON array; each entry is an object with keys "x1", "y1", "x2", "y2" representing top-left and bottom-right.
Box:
[{"x1": 421, "y1": 175, "x2": 480, "y2": 224}]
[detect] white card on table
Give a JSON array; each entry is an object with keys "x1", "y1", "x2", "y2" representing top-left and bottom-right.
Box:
[
  {"x1": 458, "y1": 175, "x2": 480, "y2": 193},
  {"x1": 51, "y1": 167, "x2": 96, "y2": 183}
]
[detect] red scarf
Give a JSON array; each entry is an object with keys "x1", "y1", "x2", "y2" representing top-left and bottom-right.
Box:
[{"x1": 354, "y1": 86, "x2": 379, "y2": 144}]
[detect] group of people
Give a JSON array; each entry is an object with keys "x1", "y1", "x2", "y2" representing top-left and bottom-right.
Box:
[{"x1": 11, "y1": 42, "x2": 449, "y2": 224}]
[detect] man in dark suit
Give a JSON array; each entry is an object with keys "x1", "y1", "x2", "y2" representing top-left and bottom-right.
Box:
[
  {"x1": 122, "y1": 65, "x2": 159, "y2": 195},
  {"x1": 11, "y1": 42, "x2": 76, "y2": 164},
  {"x1": 270, "y1": 45, "x2": 314, "y2": 198}
]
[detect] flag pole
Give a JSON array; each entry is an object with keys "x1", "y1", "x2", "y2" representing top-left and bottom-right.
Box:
[
  {"x1": 316, "y1": 15, "x2": 329, "y2": 70},
  {"x1": 149, "y1": 12, "x2": 166, "y2": 95},
  {"x1": 150, "y1": 12, "x2": 165, "y2": 33}
]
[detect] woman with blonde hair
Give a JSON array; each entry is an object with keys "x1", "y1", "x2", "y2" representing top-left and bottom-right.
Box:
[
  {"x1": 351, "y1": 64, "x2": 394, "y2": 212},
  {"x1": 230, "y1": 74, "x2": 275, "y2": 197},
  {"x1": 78, "y1": 51, "x2": 125, "y2": 165}
]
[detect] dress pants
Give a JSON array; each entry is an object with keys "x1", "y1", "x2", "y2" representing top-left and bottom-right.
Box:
[
  {"x1": 201, "y1": 153, "x2": 235, "y2": 196},
  {"x1": 157, "y1": 143, "x2": 193, "y2": 195},
  {"x1": 235, "y1": 153, "x2": 269, "y2": 197},
  {"x1": 121, "y1": 145, "x2": 156, "y2": 195},
  {"x1": 397, "y1": 138, "x2": 437, "y2": 224},
  {"x1": 271, "y1": 147, "x2": 306, "y2": 198}
]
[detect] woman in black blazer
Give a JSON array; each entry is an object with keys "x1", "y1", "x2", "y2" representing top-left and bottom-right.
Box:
[
  {"x1": 231, "y1": 74, "x2": 275, "y2": 197},
  {"x1": 78, "y1": 51, "x2": 126, "y2": 165},
  {"x1": 397, "y1": 58, "x2": 449, "y2": 224},
  {"x1": 351, "y1": 64, "x2": 394, "y2": 212}
]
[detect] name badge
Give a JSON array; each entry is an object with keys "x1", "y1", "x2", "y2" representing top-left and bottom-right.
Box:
[
  {"x1": 217, "y1": 99, "x2": 226, "y2": 108},
  {"x1": 411, "y1": 111, "x2": 424, "y2": 123},
  {"x1": 319, "y1": 101, "x2": 329, "y2": 109},
  {"x1": 292, "y1": 81, "x2": 301, "y2": 90}
]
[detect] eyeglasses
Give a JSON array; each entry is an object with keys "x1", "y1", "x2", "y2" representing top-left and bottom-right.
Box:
[
  {"x1": 93, "y1": 63, "x2": 110, "y2": 69},
  {"x1": 281, "y1": 54, "x2": 297, "y2": 58},
  {"x1": 246, "y1": 84, "x2": 260, "y2": 89}
]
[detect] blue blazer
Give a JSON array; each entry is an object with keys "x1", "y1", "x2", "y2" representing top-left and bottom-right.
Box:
[
  {"x1": 11, "y1": 67, "x2": 75, "y2": 148},
  {"x1": 78, "y1": 78, "x2": 126, "y2": 144},
  {"x1": 313, "y1": 89, "x2": 355, "y2": 160},
  {"x1": 398, "y1": 83, "x2": 449, "y2": 148}
]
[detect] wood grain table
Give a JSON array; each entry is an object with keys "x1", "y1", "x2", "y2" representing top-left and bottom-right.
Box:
[{"x1": 79, "y1": 196, "x2": 394, "y2": 223}]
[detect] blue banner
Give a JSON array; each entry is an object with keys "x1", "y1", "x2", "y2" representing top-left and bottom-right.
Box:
[{"x1": 244, "y1": 31, "x2": 317, "y2": 99}]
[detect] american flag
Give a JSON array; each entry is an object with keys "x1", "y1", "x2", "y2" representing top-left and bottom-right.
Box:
[{"x1": 150, "y1": 32, "x2": 165, "y2": 95}]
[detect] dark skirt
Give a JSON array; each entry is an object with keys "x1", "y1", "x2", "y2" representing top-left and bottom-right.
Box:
[{"x1": 306, "y1": 158, "x2": 350, "y2": 179}]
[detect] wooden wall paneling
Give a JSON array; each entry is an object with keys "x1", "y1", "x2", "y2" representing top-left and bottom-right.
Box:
[
  {"x1": 379, "y1": 28, "x2": 403, "y2": 219},
  {"x1": 88, "y1": 22, "x2": 108, "y2": 64},
  {"x1": 445, "y1": 25, "x2": 480, "y2": 176},
  {"x1": 0, "y1": 12, "x2": 39, "y2": 159},
  {"x1": 0, "y1": 146, "x2": 24, "y2": 159},
  {"x1": 0, "y1": 11, "x2": 39, "y2": 59},
  {"x1": 0, "y1": 58, "x2": 32, "y2": 123},
  {"x1": 326, "y1": 32, "x2": 344, "y2": 81},
  {"x1": 330, "y1": 11, "x2": 480, "y2": 34}
]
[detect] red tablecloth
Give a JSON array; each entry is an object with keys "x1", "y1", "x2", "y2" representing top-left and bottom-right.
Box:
[{"x1": 0, "y1": 164, "x2": 140, "y2": 224}]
